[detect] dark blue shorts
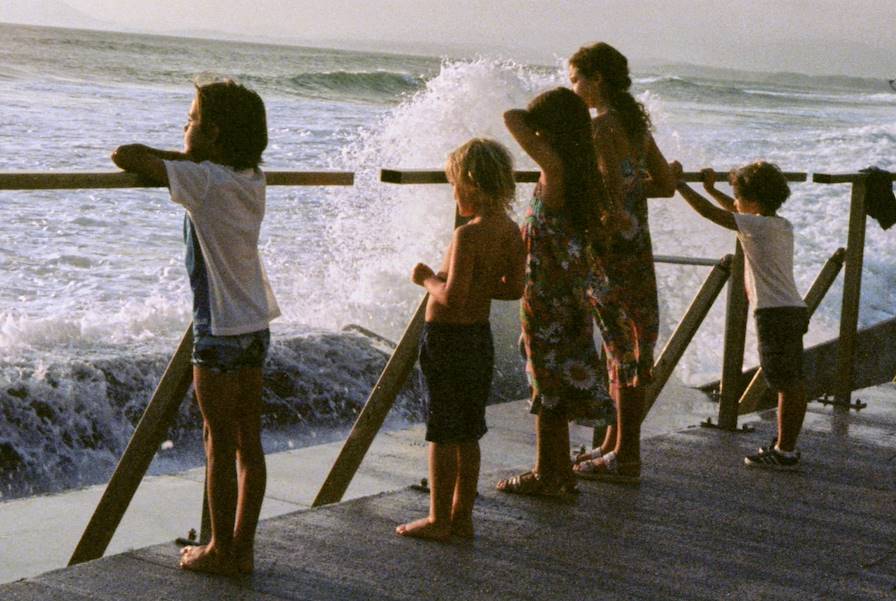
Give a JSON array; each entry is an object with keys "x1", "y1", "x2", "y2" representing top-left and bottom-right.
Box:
[
  {"x1": 755, "y1": 306, "x2": 808, "y2": 391},
  {"x1": 192, "y1": 328, "x2": 270, "y2": 373},
  {"x1": 419, "y1": 321, "x2": 493, "y2": 444}
]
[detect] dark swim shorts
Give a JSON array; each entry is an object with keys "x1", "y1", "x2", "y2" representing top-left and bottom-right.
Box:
[
  {"x1": 192, "y1": 328, "x2": 271, "y2": 373},
  {"x1": 419, "y1": 321, "x2": 494, "y2": 444},
  {"x1": 755, "y1": 306, "x2": 808, "y2": 391}
]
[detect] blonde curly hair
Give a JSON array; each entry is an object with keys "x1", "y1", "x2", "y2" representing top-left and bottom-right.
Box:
[{"x1": 445, "y1": 138, "x2": 515, "y2": 214}]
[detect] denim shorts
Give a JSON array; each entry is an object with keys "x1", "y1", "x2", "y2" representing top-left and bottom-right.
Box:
[
  {"x1": 191, "y1": 328, "x2": 271, "y2": 373},
  {"x1": 419, "y1": 321, "x2": 493, "y2": 444},
  {"x1": 755, "y1": 306, "x2": 808, "y2": 391}
]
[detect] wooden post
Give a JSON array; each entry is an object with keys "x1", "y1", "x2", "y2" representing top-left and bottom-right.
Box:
[
  {"x1": 312, "y1": 297, "x2": 428, "y2": 507},
  {"x1": 643, "y1": 256, "x2": 732, "y2": 416},
  {"x1": 738, "y1": 248, "x2": 846, "y2": 414},
  {"x1": 312, "y1": 180, "x2": 470, "y2": 508},
  {"x1": 833, "y1": 179, "x2": 868, "y2": 406},
  {"x1": 69, "y1": 324, "x2": 194, "y2": 565},
  {"x1": 716, "y1": 242, "x2": 749, "y2": 430}
]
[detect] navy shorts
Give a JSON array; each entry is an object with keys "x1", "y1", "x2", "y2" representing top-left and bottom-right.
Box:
[
  {"x1": 755, "y1": 306, "x2": 808, "y2": 391},
  {"x1": 192, "y1": 328, "x2": 271, "y2": 373},
  {"x1": 419, "y1": 322, "x2": 493, "y2": 444}
]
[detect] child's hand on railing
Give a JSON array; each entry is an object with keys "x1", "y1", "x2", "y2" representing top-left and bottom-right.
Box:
[
  {"x1": 700, "y1": 168, "x2": 717, "y2": 191},
  {"x1": 411, "y1": 263, "x2": 435, "y2": 286},
  {"x1": 669, "y1": 160, "x2": 683, "y2": 183}
]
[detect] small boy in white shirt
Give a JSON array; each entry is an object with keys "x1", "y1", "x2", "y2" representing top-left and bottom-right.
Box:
[
  {"x1": 674, "y1": 161, "x2": 808, "y2": 470},
  {"x1": 112, "y1": 80, "x2": 279, "y2": 574}
]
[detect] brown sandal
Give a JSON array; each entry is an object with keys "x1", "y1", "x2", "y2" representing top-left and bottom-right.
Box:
[{"x1": 496, "y1": 470, "x2": 573, "y2": 497}]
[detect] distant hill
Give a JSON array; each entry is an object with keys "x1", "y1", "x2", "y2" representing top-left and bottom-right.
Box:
[{"x1": 0, "y1": 0, "x2": 110, "y2": 30}]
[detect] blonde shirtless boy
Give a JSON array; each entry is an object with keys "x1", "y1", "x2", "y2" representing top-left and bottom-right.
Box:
[{"x1": 396, "y1": 138, "x2": 526, "y2": 541}]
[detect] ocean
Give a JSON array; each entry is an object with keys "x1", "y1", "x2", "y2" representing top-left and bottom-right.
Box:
[{"x1": 1, "y1": 23, "x2": 894, "y2": 500}]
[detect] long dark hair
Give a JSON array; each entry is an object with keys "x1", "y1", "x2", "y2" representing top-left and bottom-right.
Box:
[
  {"x1": 569, "y1": 42, "x2": 652, "y2": 146},
  {"x1": 526, "y1": 87, "x2": 605, "y2": 248}
]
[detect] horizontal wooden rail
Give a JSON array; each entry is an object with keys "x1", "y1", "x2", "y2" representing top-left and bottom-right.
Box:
[
  {"x1": 381, "y1": 169, "x2": 540, "y2": 184},
  {"x1": 654, "y1": 255, "x2": 721, "y2": 267},
  {"x1": 0, "y1": 170, "x2": 354, "y2": 190},
  {"x1": 699, "y1": 171, "x2": 807, "y2": 183},
  {"x1": 381, "y1": 169, "x2": 808, "y2": 185},
  {"x1": 814, "y1": 172, "x2": 895, "y2": 184}
]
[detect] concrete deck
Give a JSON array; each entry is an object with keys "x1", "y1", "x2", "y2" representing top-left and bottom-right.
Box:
[{"x1": 2, "y1": 384, "x2": 894, "y2": 599}]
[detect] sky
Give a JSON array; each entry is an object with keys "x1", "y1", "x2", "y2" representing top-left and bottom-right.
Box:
[{"x1": 3, "y1": 0, "x2": 895, "y2": 77}]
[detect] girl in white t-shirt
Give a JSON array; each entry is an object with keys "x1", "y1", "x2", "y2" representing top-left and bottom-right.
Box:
[
  {"x1": 673, "y1": 161, "x2": 807, "y2": 471},
  {"x1": 112, "y1": 80, "x2": 278, "y2": 575}
]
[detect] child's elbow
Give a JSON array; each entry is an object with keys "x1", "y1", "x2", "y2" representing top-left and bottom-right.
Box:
[
  {"x1": 111, "y1": 147, "x2": 126, "y2": 169},
  {"x1": 111, "y1": 145, "x2": 139, "y2": 171}
]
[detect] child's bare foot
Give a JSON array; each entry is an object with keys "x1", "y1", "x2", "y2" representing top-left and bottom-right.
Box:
[
  {"x1": 234, "y1": 549, "x2": 254, "y2": 575},
  {"x1": 395, "y1": 517, "x2": 451, "y2": 541},
  {"x1": 450, "y1": 515, "x2": 475, "y2": 540},
  {"x1": 179, "y1": 544, "x2": 238, "y2": 576}
]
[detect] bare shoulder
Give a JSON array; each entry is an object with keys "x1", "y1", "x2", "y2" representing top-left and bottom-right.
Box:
[
  {"x1": 592, "y1": 112, "x2": 620, "y2": 136},
  {"x1": 463, "y1": 215, "x2": 520, "y2": 246},
  {"x1": 453, "y1": 220, "x2": 483, "y2": 248},
  {"x1": 499, "y1": 214, "x2": 523, "y2": 240},
  {"x1": 494, "y1": 214, "x2": 525, "y2": 254}
]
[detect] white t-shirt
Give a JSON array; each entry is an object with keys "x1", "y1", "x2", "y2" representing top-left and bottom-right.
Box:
[
  {"x1": 733, "y1": 213, "x2": 806, "y2": 310},
  {"x1": 165, "y1": 160, "x2": 280, "y2": 335}
]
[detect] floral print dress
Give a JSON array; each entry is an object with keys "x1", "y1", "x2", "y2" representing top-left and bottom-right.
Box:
[
  {"x1": 586, "y1": 156, "x2": 659, "y2": 387},
  {"x1": 520, "y1": 186, "x2": 614, "y2": 425}
]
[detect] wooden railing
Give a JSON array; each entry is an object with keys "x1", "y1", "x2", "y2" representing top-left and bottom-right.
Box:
[
  {"x1": 813, "y1": 172, "x2": 896, "y2": 408},
  {"x1": 0, "y1": 167, "x2": 889, "y2": 564},
  {"x1": 0, "y1": 169, "x2": 352, "y2": 564},
  {"x1": 0, "y1": 170, "x2": 354, "y2": 189},
  {"x1": 314, "y1": 168, "x2": 833, "y2": 504}
]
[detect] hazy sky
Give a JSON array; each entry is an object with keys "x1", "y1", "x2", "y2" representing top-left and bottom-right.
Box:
[{"x1": 6, "y1": 0, "x2": 895, "y2": 76}]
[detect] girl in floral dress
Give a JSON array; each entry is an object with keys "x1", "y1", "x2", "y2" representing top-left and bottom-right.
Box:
[
  {"x1": 496, "y1": 87, "x2": 615, "y2": 496},
  {"x1": 569, "y1": 42, "x2": 677, "y2": 482}
]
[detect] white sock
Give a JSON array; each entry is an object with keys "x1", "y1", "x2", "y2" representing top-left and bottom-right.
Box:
[{"x1": 774, "y1": 445, "x2": 797, "y2": 458}]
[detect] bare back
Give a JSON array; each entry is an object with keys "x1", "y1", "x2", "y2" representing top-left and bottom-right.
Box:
[{"x1": 426, "y1": 213, "x2": 525, "y2": 324}]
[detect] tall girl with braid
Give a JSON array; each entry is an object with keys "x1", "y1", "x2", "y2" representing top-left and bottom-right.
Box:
[{"x1": 568, "y1": 42, "x2": 677, "y2": 482}]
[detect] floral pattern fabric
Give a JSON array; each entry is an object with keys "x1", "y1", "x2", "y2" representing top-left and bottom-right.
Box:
[
  {"x1": 589, "y1": 157, "x2": 659, "y2": 387},
  {"x1": 520, "y1": 189, "x2": 614, "y2": 426}
]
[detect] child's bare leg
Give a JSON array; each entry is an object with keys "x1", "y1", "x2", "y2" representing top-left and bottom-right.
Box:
[
  {"x1": 232, "y1": 367, "x2": 266, "y2": 574},
  {"x1": 180, "y1": 367, "x2": 239, "y2": 575},
  {"x1": 613, "y1": 383, "x2": 643, "y2": 465},
  {"x1": 776, "y1": 381, "x2": 807, "y2": 452},
  {"x1": 535, "y1": 410, "x2": 571, "y2": 482},
  {"x1": 450, "y1": 441, "x2": 480, "y2": 539},
  {"x1": 599, "y1": 424, "x2": 616, "y2": 456},
  {"x1": 396, "y1": 442, "x2": 455, "y2": 541}
]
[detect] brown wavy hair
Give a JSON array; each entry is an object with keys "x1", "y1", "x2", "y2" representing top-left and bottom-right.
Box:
[
  {"x1": 569, "y1": 42, "x2": 652, "y2": 146},
  {"x1": 195, "y1": 80, "x2": 267, "y2": 170},
  {"x1": 526, "y1": 87, "x2": 605, "y2": 248},
  {"x1": 730, "y1": 161, "x2": 791, "y2": 213}
]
